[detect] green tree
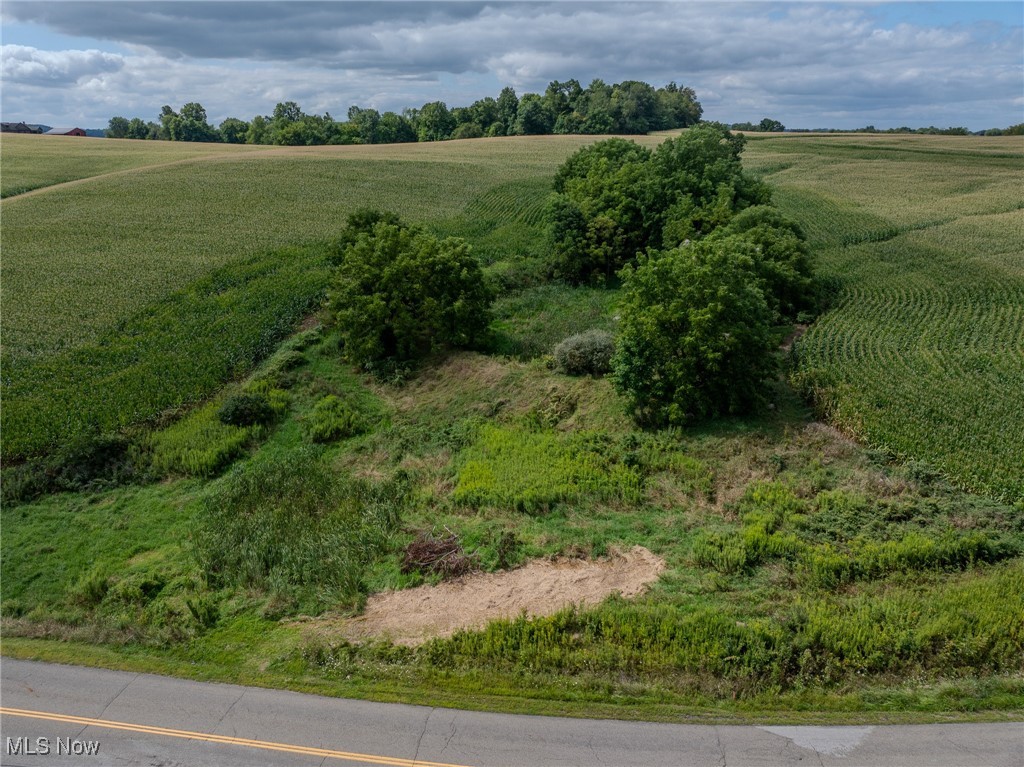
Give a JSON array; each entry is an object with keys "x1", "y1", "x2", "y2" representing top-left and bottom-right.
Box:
[
  {"x1": 759, "y1": 118, "x2": 785, "y2": 132},
  {"x1": 514, "y1": 93, "x2": 554, "y2": 135},
  {"x1": 656, "y1": 82, "x2": 702, "y2": 129},
  {"x1": 105, "y1": 116, "x2": 130, "y2": 138},
  {"x1": 219, "y1": 117, "x2": 249, "y2": 144},
  {"x1": 245, "y1": 115, "x2": 270, "y2": 144},
  {"x1": 348, "y1": 106, "x2": 381, "y2": 143},
  {"x1": 416, "y1": 101, "x2": 455, "y2": 141},
  {"x1": 126, "y1": 118, "x2": 152, "y2": 140},
  {"x1": 328, "y1": 218, "x2": 494, "y2": 367},
  {"x1": 612, "y1": 240, "x2": 776, "y2": 426},
  {"x1": 496, "y1": 86, "x2": 519, "y2": 133},
  {"x1": 376, "y1": 112, "x2": 417, "y2": 143},
  {"x1": 710, "y1": 206, "x2": 815, "y2": 321},
  {"x1": 547, "y1": 138, "x2": 657, "y2": 283},
  {"x1": 162, "y1": 102, "x2": 218, "y2": 142},
  {"x1": 652, "y1": 122, "x2": 771, "y2": 241}
]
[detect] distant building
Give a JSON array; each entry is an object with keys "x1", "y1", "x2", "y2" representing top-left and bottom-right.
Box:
[
  {"x1": 44, "y1": 127, "x2": 87, "y2": 137},
  {"x1": 1, "y1": 122, "x2": 43, "y2": 134}
]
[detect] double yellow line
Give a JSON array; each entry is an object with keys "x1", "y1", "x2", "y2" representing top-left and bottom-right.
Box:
[{"x1": 0, "y1": 706, "x2": 474, "y2": 767}]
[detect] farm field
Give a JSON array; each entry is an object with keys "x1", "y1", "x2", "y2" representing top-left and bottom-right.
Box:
[{"x1": 2, "y1": 131, "x2": 1023, "y2": 720}]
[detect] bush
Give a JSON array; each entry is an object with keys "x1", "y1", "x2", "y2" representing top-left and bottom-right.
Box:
[
  {"x1": 553, "y1": 330, "x2": 615, "y2": 376},
  {"x1": 304, "y1": 395, "x2": 368, "y2": 443},
  {"x1": 217, "y1": 391, "x2": 275, "y2": 427},
  {"x1": 1, "y1": 432, "x2": 138, "y2": 504},
  {"x1": 612, "y1": 240, "x2": 776, "y2": 426},
  {"x1": 328, "y1": 218, "x2": 494, "y2": 368}
]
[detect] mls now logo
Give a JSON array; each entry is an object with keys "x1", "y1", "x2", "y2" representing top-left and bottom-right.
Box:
[{"x1": 6, "y1": 736, "x2": 101, "y2": 756}]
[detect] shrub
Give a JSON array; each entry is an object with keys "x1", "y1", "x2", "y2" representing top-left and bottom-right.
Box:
[
  {"x1": 328, "y1": 218, "x2": 494, "y2": 368},
  {"x1": 1, "y1": 432, "x2": 139, "y2": 504},
  {"x1": 612, "y1": 240, "x2": 776, "y2": 426},
  {"x1": 304, "y1": 395, "x2": 368, "y2": 443},
  {"x1": 553, "y1": 330, "x2": 615, "y2": 376},
  {"x1": 217, "y1": 391, "x2": 275, "y2": 427}
]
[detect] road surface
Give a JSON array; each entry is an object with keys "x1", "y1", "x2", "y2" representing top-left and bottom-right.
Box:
[{"x1": 1, "y1": 659, "x2": 1020, "y2": 766}]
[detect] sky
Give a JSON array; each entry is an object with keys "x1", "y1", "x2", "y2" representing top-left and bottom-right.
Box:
[{"x1": 2, "y1": 1, "x2": 1022, "y2": 131}]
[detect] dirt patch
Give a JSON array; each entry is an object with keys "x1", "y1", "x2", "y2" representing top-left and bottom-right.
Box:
[
  {"x1": 781, "y1": 323, "x2": 809, "y2": 353},
  {"x1": 306, "y1": 546, "x2": 665, "y2": 647}
]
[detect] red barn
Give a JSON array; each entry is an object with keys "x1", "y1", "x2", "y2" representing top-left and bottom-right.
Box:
[{"x1": 44, "y1": 127, "x2": 87, "y2": 136}]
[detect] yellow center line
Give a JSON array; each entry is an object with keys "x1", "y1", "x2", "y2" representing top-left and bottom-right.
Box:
[{"x1": 0, "y1": 706, "x2": 474, "y2": 767}]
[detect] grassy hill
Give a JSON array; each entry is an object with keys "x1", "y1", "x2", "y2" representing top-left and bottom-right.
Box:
[{"x1": 2, "y1": 131, "x2": 1022, "y2": 720}]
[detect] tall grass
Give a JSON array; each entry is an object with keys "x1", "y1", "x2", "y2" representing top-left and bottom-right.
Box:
[
  {"x1": 423, "y1": 563, "x2": 1024, "y2": 691},
  {"x1": 192, "y1": 447, "x2": 406, "y2": 613},
  {"x1": 454, "y1": 425, "x2": 642, "y2": 511}
]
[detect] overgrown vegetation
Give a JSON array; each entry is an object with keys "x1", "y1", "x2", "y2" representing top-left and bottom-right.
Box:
[
  {"x1": 3, "y1": 131, "x2": 1022, "y2": 720},
  {"x1": 193, "y1": 448, "x2": 406, "y2": 614}
]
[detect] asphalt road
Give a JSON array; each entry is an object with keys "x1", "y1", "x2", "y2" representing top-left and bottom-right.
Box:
[{"x1": 0, "y1": 659, "x2": 1021, "y2": 766}]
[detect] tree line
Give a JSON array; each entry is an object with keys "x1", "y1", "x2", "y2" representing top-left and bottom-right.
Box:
[{"x1": 105, "y1": 79, "x2": 702, "y2": 145}]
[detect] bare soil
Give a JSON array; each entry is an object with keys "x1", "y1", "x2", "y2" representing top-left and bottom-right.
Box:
[{"x1": 304, "y1": 546, "x2": 665, "y2": 647}]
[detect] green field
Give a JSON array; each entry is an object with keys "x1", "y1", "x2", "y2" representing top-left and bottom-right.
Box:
[
  {"x1": 2, "y1": 131, "x2": 1023, "y2": 719},
  {"x1": 740, "y1": 134, "x2": 1024, "y2": 500}
]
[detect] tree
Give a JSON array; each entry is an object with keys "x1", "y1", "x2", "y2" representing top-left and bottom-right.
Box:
[
  {"x1": 496, "y1": 87, "x2": 519, "y2": 133},
  {"x1": 162, "y1": 102, "x2": 218, "y2": 142},
  {"x1": 612, "y1": 240, "x2": 776, "y2": 426},
  {"x1": 246, "y1": 115, "x2": 271, "y2": 144},
  {"x1": 348, "y1": 106, "x2": 381, "y2": 143},
  {"x1": 608, "y1": 80, "x2": 660, "y2": 134},
  {"x1": 272, "y1": 101, "x2": 303, "y2": 123},
  {"x1": 759, "y1": 117, "x2": 785, "y2": 133},
  {"x1": 710, "y1": 206, "x2": 815, "y2": 321},
  {"x1": 451, "y1": 122, "x2": 484, "y2": 139},
  {"x1": 514, "y1": 93, "x2": 554, "y2": 135},
  {"x1": 376, "y1": 112, "x2": 416, "y2": 143},
  {"x1": 657, "y1": 82, "x2": 702, "y2": 129},
  {"x1": 106, "y1": 116, "x2": 130, "y2": 138},
  {"x1": 547, "y1": 138, "x2": 657, "y2": 283},
  {"x1": 219, "y1": 117, "x2": 249, "y2": 144},
  {"x1": 328, "y1": 217, "x2": 494, "y2": 368},
  {"x1": 651, "y1": 122, "x2": 771, "y2": 240},
  {"x1": 127, "y1": 118, "x2": 153, "y2": 140},
  {"x1": 415, "y1": 101, "x2": 455, "y2": 142}
]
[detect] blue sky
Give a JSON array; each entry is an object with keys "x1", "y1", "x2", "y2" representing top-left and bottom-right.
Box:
[{"x1": 2, "y1": 2, "x2": 1022, "y2": 130}]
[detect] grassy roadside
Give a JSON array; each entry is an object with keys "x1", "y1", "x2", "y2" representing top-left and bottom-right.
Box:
[{"x1": 4, "y1": 638, "x2": 1022, "y2": 725}]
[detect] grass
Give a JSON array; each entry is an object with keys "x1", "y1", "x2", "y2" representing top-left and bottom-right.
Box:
[{"x1": 3, "y1": 131, "x2": 1023, "y2": 719}]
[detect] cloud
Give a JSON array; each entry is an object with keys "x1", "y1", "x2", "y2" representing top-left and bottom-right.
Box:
[
  {"x1": 1, "y1": 2, "x2": 1021, "y2": 129},
  {"x1": 1, "y1": 44, "x2": 124, "y2": 87}
]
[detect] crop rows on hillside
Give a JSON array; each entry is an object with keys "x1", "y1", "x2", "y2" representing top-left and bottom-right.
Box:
[{"x1": 764, "y1": 136, "x2": 1024, "y2": 501}]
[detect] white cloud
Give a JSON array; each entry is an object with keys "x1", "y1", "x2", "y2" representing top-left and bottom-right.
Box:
[
  {"x1": 1, "y1": 44, "x2": 123, "y2": 87},
  {"x1": 1, "y1": 3, "x2": 1021, "y2": 130}
]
